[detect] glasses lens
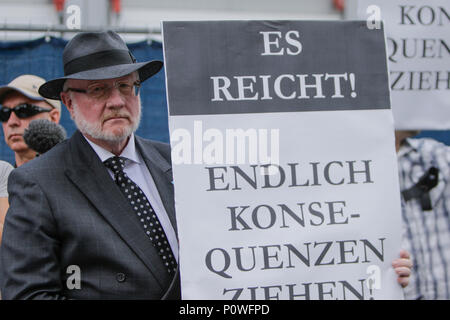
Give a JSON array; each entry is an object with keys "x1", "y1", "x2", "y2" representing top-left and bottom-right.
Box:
[
  {"x1": 86, "y1": 84, "x2": 107, "y2": 99},
  {"x1": 14, "y1": 104, "x2": 41, "y2": 118},
  {"x1": 0, "y1": 107, "x2": 12, "y2": 122},
  {"x1": 117, "y1": 83, "x2": 133, "y2": 96}
]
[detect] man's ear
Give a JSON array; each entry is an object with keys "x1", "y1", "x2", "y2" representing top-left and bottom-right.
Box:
[
  {"x1": 48, "y1": 108, "x2": 61, "y2": 123},
  {"x1": 60, "y1": 92, "x2": 74, "y2": 117}
]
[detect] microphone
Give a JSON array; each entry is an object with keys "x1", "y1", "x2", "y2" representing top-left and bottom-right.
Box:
[{"x1": 23, "y1": 119, "x2": 67, "y2": 155}]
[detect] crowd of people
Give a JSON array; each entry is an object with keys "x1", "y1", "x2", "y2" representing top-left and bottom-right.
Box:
[{"x1": 0, "y1": 30, "x2": 446, "y2": 300}]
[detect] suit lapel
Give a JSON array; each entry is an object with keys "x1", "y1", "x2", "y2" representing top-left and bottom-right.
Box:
[{"x1": 63, "y1": 131, "x2": 172, "y2": 288}]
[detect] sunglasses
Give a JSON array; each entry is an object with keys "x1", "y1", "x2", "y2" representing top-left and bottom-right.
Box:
[{"x1": 0, "y1": 103, "x2": 52, "y2": 122}]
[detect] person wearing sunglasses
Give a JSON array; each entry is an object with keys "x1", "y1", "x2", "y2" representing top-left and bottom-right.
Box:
[{"x1": 0, "y1": 75, "x2": 61, "y2": 167}]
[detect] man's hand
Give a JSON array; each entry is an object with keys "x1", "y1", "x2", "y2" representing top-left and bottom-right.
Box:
[{"x1": 392, "y1": 250, "x2": 412, "y2": 288}]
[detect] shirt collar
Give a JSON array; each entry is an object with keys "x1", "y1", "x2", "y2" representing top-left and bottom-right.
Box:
[{"x1": 83, "y1": 133, "x2": 141, "y2": 165}]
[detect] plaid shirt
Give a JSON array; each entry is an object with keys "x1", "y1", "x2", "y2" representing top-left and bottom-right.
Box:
[{"x1": 398, "y1": 138, "x2": 450, "y2": 300}]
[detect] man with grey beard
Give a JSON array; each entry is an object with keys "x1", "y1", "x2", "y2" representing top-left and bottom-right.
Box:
[{"x1": 0, "y1": 31, "x2": 180, "y2": 299}]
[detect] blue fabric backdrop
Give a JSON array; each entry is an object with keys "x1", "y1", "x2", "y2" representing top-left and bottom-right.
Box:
[
  {"x1": 0, "y1": 36, "x2": 449, "y2": 165},
  {"x1": 0, "y1": 37, "x2": 169, "y2": 165}
]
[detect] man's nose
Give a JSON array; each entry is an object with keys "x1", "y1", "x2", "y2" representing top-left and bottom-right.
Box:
[{"x1": 105, "y1": 86, "x2": 126, "y2": 109}]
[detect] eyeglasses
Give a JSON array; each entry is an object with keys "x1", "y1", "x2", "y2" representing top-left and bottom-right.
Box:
[
  {"x1": 66, "y1": 80, "x2": 141, "y2": 100},
  {"x1": 0, "y1": 103, "x2": 52, "y2": 122}
]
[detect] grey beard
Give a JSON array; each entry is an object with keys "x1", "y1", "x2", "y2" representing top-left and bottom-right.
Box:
[{"x1": 72, "y1": 100, "x2": 141, "y2": 143}]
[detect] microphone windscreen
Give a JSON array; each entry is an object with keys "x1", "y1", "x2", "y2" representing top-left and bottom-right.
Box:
[{"x1": 23, "y1": 119, "x2": 67, "y2": 154}]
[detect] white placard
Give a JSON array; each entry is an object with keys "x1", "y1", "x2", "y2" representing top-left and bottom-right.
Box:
[
  {"x1": 163, "y1": 20, "x2": 404, "y2": 300},
  {"x1": 354, "y1": 0, "x2": 450, "y2": 129}
]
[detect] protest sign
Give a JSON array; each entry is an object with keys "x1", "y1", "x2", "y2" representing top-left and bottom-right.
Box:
[
  {"x1": 162, "y1": 20, "x2": 404, "y2": 300},
  {"x1": 354, "y1": 0, "x2": 450, "y2": 129}
]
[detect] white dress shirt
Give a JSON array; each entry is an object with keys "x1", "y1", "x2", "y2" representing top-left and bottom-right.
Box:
[{"x1": 84, "y1": 133, "x2": 179, "y2": 262}]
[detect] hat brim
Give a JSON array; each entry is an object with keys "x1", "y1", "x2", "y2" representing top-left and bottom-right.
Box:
[
  {"x1": 0, "y1": 86, "x2": 46, "y2": 103},
  {"x1": 39, "y1": 60, "x2": 163, "y2": 100}
]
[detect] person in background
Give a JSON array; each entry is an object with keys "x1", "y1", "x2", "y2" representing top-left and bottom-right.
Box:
[
  {"x1": 0, "y1": 159, "x2": 13, "y2": 244},
  {"x1": 396, "y1": 130, "x2": 450, "y2": 300},
  {"x1": 0, "y1": 75, "x2": 61, "y2": 167}
]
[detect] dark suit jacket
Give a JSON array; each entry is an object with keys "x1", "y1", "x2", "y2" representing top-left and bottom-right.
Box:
[{"x1": 0, "y1": 131, "x2": 180, "y2": 299}]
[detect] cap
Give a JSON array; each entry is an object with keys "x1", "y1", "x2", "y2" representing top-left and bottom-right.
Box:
[{"x1": 0, "y1": 75, "x2": 61, "y2": 111}]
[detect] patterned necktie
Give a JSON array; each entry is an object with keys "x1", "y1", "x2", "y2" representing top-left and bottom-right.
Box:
[{"x1": 104, "y1": 156, "x2": 177, "y2": 275}]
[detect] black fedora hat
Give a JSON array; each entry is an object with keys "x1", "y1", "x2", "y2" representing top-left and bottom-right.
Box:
[{"x1": 39, "y1": 30, "x2": 163, "y2": 100}]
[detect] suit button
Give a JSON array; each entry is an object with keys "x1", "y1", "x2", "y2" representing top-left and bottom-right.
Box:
[{"x1": 116, "y1": 273, "x2": 126, "y2": 283}]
